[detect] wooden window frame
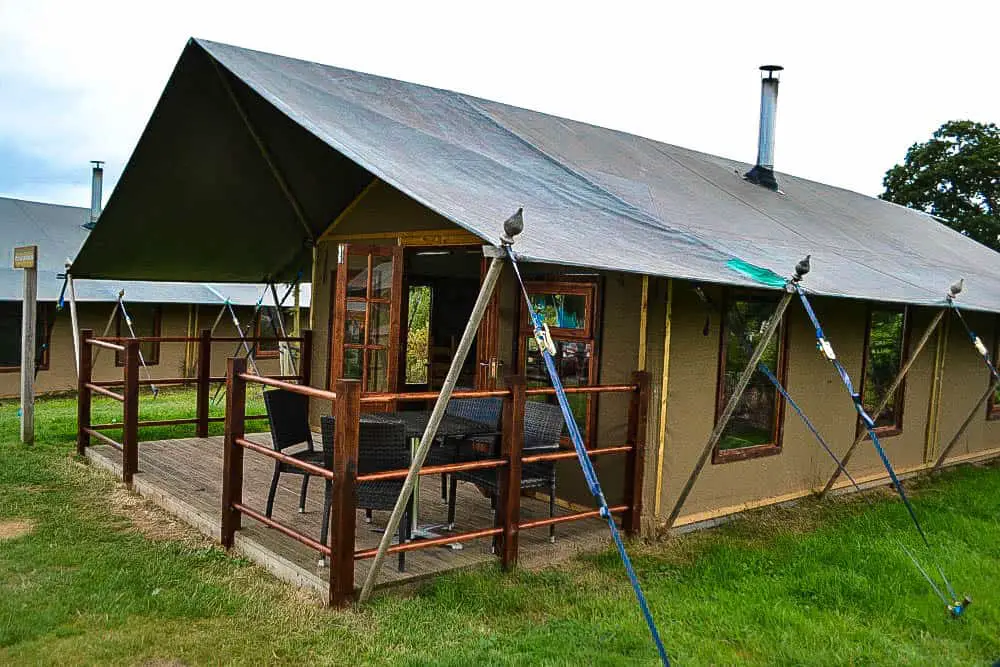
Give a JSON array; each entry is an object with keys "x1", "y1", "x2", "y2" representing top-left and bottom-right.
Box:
[
  {"x1": 517, "y1": 278, "x2": 602, "y2": 448},
  {"x1": 115, "y1": 305, "x2": 162, "y2": 367},
  {"x1": 987, "y1": 315, "x2": 1000, "y2": 420},
  {"x1": 0, "y1": 303, "x2": 53, "y2": 373},
  {"x1": 712, "y1": 290, "x2": 789, "y2": 464},
  {"x1": 255, "y1": 306, "x2": 281, "y2": 359},
  {"x1": 858, "y1": 303, "x2": 910, "y2": 438}
]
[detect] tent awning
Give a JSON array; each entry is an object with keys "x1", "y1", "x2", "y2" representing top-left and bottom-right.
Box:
[{"x1": 72, "y1": 38, "x2": 1000, "y2": 312}]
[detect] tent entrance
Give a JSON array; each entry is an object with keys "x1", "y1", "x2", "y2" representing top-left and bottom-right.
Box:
[
  {"x1": 399, "y1": 245, "x2": 499, "y2": 396},
  {"x1": 329, "y1": 243, "x2": 500, "y2": 409}
]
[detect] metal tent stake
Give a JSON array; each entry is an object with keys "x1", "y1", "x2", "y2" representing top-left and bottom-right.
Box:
[{"x1": 357, "y1": 244, "x2": 508, "y2": 602}]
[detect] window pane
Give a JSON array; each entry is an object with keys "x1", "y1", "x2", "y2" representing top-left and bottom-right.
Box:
[
  {"x1": 719, "y1": 299, "x2": 781, "y2": 451},
  {"x1": 529, "y1": 293, "x2": 587, "y2": 330},
  {"x1": 343, "y1": 348, "x2": 362, "y2": 380},
  {"x1": 863, "y1": 308, "x2": 905, "y2": 428},
  {"x1": 371, "y1": 254, "x2": 393, "y2": 299},
  {"x1": 525, "y1": 337, "x2": 592, "y2": 433},
  {"x1": 369, "y1": 302, "x2": 390, "y2": 346},
  {"x1": 367, "y1": 348, "x2": 388, "y2": 392},
  {"x1": 346, "y1": 252, "x2": 368, "y2": 298},
  {"x1": 406, "y1": 285, "x2": 431, "y2": 384},
  {"x1": 344, "y1": 302, "x2": 366, "y2": 345},
  {"x1": 0, "y1": 302, "x2": 22, "y2": 367}
]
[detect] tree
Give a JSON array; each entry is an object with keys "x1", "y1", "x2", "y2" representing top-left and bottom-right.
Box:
[{"x1": 881, "y1": 120, "x2": 1000, "y2": 251}]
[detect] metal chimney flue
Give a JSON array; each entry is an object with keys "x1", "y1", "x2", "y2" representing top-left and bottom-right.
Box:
[
  {"x1": 86, "y1": 160, "x2": 104, "y2": 230},
  {"x1": 744, "y1": 65, "x2": 783, "y2": 191}
]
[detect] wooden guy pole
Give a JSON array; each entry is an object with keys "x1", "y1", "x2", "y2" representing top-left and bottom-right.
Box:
[
  {"x1": 15, "y1": 245, "x2": 38, "y2": 444},
  {"x1": 664, "y1": 290, "x2": 793, "y2": 530},
  {"x1": 819, "y1": 308, "x2": 946, "y2": 497}
]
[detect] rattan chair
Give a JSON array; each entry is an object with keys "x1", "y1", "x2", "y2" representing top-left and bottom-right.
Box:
[
  {"x1": 262, "y1": 389, "x2": 326, "y2": 519},
  {"x1": 320, "y1": 415, "x2": 414, "y2": 572},
  {"x1": 448, "y1": 401, "x2": 563, "y2": 542},
  {"x1": 428, "y1": 396, "x2": 503, "y2": 504}
]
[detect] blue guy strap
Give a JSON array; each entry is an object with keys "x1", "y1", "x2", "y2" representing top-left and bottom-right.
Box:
[
  {"x1": 948, "y1": 300, "x2": 999, "y2": 380},
  {"x1": 504, "y1": 244, "x2": 670, "y2": 666},
  {"x1": 791, "y1": 282, "x2": 966, "y2": 615}
]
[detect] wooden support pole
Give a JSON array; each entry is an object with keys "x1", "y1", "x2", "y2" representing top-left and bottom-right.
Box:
[
  {"x1": 637, "y1": 275, "x2": 649, "y2": 371},
  {"x1": 122, "y1": 340, "x2": 140, "y2": 485},
  {"x1": 653, "y1": 279, "x2": 673, "y2": 522},
  {"x1": 933, "y1": 376, "x2": 999, "y2": 472},
  {"x1": 77, "y1": 328, "x2": 94, "y2": 455},
  {"x1": 624, "y1": 371, "x2": 650, "y2": 536},
  {"x1": 664, "y1": 291, "x2": 793, "y2": 530},
  {"x1": 820, "y1": 308, "x2": 946, "y2": 497},
  {"x1": 300, "y1": 329, "x2": 313, "y2": 387},
  {"x1": 221, "y1": 357, "x2": 247, "y2": 548},
  {"x1": 67, "y1": 268, "x2": 80, "y2": 377},
  {"x1": 196, "y1": 329, "x2": 212, "y2": 438},
  {"x1": 498, "y1": 375, "x2": 526, "y2": 570},
  {"x1": 329, "y1": 379, "x2": 360, "y2": 606},
  {"x1": 18, "y1": 246, "x2": 38, "y2": 444}
]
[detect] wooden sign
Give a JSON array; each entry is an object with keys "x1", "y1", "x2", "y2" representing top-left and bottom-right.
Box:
[{"x1": 13, "y1": 245, "x2": 37, "y2": 269}]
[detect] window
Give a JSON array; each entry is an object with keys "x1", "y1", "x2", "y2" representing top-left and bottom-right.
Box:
[
  {"x1": 115, "y1": 304, "x2": 162, "y2": 366},
  {"x1": 860, "y1": 305, "x2": 908, "y2": 435},
  {"x1": 519, "y1": 281, "x2": 600, "y2": 445},
  {"x1": 0, "y1": 302, "x2": 52, "y2": 372},
  {"x1": 714, "y1": 293, "x2": 787, "y2": 463}
]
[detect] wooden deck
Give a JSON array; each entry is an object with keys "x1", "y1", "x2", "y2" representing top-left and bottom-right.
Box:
[{"x1": 86, "y1": 434, "x2": 609, "y2": 597}]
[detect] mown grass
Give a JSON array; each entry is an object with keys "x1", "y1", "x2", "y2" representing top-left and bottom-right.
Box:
[{"x1": 1, "y1": 389, "x2": 999, "y2": 665}]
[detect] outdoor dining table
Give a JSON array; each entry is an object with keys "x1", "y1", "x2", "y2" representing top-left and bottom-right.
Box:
[{"x1": 362, "y1": 410, "x2": 497, "y2": 542}]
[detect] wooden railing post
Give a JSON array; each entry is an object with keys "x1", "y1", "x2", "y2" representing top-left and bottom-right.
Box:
[
  {"x1": 76, "y1": 328, "x2": 93, "y2": 455},
  {"x1": 221, "y1": 357, "x2": 247, "y2": 549},
  {"x1": 299, "y1": 329, "x2": 313, "y2": 387},
  {"x1": 498, "y1": 374, "x2": 526, "y2": 571},
  {"x1": 623, "y1": 371, "x2": 650, "y2": 536},
  {"x1": 329, "y1": 379, "x2": 360, "y2": 606},
  {"x1": 196, "y1": 328, "x2": 212, "y2": 438},
  {"x1": 122, "y1": 340, "x2": 140, "y2": 486}
]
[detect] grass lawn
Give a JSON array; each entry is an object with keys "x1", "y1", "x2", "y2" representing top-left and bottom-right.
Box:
[{"x1": 1, "y1": 389, "x2": 999, "y2": 665}]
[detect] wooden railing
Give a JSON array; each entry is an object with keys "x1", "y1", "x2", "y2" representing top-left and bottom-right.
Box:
[
  {"x1": 220, "y1": 359, "x2": 650, "y2": 606},
  {"x1": 76, "y1": 327, "x2": 313, "y2": 485}
]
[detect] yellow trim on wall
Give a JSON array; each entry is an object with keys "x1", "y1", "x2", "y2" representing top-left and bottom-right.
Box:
[
  {"x1": 318, "y1": 178, "x2": 382, "y2": 240},
  {"x1": 653, "y1": 279, "x2": 673, "y2": 520},
  {"x1": 322, "y1": 229, "x2": 483, "y2": 247}
]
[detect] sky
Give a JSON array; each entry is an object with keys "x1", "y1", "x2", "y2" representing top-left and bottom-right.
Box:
[{"x1": 0, "y1": 0, "x2": 997, "y2": 209}]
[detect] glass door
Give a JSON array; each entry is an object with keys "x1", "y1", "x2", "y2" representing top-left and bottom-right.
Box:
[{"x1": 330, "y1": 244, "x2": 403, "y2": 409}]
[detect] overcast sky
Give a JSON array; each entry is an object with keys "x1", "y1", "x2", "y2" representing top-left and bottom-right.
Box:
[{"x1": 1, "y1": 0, "x2": 997, "y2": 209}]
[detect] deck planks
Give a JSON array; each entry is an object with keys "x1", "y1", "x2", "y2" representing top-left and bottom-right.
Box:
[{"x1": 87, "y1": 434, "x2": 610, "y2": 594}]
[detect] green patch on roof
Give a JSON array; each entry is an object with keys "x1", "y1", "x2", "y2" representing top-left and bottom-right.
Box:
[{"x1": 726, "y1": 258, "x2": 787, "y2": 288}]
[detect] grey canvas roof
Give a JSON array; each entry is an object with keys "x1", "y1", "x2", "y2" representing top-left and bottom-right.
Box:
[
  {"x1": 0, "y1": 195, "x2": 309, "y2": 306},
  {"x1": 71, "y1": 38, "x2": 1000, "y2": 312}
]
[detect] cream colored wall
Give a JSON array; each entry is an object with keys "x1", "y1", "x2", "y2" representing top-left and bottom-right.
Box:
[{"x1": 646, "y1": 284, "x2": 1000, "y2": 526}]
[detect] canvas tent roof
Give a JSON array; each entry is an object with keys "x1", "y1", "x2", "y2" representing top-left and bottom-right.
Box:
[
  {"x1": 71, "y1": 38, "x2": 1000, "y2": 312},
  {"x1": 0, "y1": 195, "x2": 309, "y2": 306}
]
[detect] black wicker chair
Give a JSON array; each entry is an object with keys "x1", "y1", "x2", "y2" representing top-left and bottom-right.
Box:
[
  {"x1": 448, "y1": 401, "x2": 563, "y2": 542},
  {"x1": 262, "y1": 389, "x2": 326, "y2": 519},
  {"x1": 320, "y1": 415, "x2": 414, "y2": 572},
  {"x1": 427, "y1": 396, "x2": 503, "y2": 505}
]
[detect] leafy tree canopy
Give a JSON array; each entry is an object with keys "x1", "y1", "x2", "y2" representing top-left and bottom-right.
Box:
[{"x1": 881, "y1": 120, "x2": 1000, "y2": 251}]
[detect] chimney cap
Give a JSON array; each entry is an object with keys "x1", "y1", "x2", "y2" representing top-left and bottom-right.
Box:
[
  {"x1": 759, "y1": 65, "x2": 783, "y2": 79},
  {"x1": 90, "y1": 160, "x2": 104, "y2": 168}
]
